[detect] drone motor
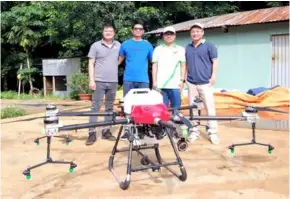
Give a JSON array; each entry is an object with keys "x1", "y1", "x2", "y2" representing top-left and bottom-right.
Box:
[
  {"x1": 44, "y1": 104, "x2": 60, "y2": 137},
  {"x1": 242, "y1": 107, "x2": 259, "y2": 124}
]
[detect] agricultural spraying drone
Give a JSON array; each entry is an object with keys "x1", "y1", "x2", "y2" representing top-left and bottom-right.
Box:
[{"x1": 4, "y1": 88, "x2": 287, "y2": 190}]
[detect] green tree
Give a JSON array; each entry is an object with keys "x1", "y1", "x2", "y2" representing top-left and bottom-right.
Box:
[{"x1": 1, "y1": 2, "x2": 46, "y2": 92}]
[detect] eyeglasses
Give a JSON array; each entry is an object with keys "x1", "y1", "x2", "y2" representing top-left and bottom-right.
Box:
[{"x1": 133, "y1": 27, "x2": 144, "y2": 31}]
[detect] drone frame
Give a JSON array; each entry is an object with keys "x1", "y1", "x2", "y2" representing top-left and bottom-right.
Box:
[{"x1": 19, "y1": 101, "x2": 287, "y2": 188}]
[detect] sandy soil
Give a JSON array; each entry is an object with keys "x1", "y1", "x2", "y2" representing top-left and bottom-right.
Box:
[{"x1": 1, "y1": 107, "x2": 289, "y2": 199}]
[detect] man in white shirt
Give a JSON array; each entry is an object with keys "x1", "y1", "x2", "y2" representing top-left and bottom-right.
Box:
[{"x1": 152, "y1": 26, "x2": 186, "y2": 110}]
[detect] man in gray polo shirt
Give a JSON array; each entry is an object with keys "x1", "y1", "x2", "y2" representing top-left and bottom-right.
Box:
[
  {"x1": 185, "y1": 23, "x2": 219, "y2": 145},
  {"x1": 86, "y1": 23, "x2": 121, "y2": 145}
]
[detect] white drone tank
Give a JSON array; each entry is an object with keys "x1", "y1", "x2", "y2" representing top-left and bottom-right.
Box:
[{"x1": 123, "y1": 88, "x2": 163, "y2": 114}]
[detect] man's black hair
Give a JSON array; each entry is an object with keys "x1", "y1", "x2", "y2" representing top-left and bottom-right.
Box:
[
  {"x1": 103, "y1": 23, "x2": 115, "y2": 30},
  {"x1": 131, "y1": 20, "x2": 144, "y2": 29}
]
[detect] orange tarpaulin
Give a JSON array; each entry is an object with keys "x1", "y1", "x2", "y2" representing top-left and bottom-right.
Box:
[
  {"x1": 181, "y1": 86, "x2": 290, "y2": 108},
  {"x1": 115, "y1": 87, "x2": 289, "y2": 109}
]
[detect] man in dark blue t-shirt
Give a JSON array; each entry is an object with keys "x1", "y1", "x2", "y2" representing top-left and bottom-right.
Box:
[
  {"x1": 185, "y1": 23, "x2": 219, "y2": 145},
  {"x1": 118, "y1": 20, "x2": 153, "y2": 97},
  {"x1": 118, "y1": 20, "x2": 153, "y2": 140}
]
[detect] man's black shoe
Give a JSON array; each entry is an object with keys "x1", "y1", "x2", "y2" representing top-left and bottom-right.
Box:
[
  {"x1": 120, "y1": 131, "x2": 129, "y2": 141},
  {"x1": 86, "y1": 131, "x2": 97, "y2": 145},
  {"x1": 102, "y1": 129, "x2": 116, "y2": 141}
]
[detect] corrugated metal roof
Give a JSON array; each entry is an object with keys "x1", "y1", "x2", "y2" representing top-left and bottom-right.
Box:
[{"x1": 147, "y1": 6, "x2": 289, "y2": 34}]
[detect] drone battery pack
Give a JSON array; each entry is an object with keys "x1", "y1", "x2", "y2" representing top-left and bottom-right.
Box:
[{"x1": 131, "y1": 104, "x2": 171, "y2": 124}]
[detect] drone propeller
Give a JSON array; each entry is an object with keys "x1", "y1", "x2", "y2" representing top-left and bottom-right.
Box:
[
  {"x1": 1, "y1": 110, "x2": 119, "y2": 124},
  {"x1": 1, "y1": 116, "x2": 48, "y2": 124}
]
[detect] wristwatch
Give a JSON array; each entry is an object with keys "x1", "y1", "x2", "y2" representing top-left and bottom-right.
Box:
[{"x1": 180, "y1": 79, "x2": 185, "y2": 83}]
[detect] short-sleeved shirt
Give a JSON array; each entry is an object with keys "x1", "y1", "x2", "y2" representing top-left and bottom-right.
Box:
[
  {"x1": 185, "y1": 40, "x2": 217, "y2": 84},
  {"x1": 152, "y1": 44, "x2": 186, "y2": 89},
  {"x1": 119, "y1": 39, "x2": 153, "y2": 83},
  {"x1": 87, "y1": 39, "x2": 121, "y2": 82}
]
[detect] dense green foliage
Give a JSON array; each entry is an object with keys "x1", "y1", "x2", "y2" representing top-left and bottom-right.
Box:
[{"x1": 1, "y1": 1, "x2": 288, "y2": 91}]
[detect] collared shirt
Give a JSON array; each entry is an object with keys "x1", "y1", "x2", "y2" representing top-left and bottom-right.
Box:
[
  {"x1": 152, "y1": 44, "x2": 186, "y2": 89},
  {"x1": 185, "y1": 39, "x2": 217, "y2": 84},
  {"x1": 87, "y1": 39, "x2": 121, "y2": 82}
]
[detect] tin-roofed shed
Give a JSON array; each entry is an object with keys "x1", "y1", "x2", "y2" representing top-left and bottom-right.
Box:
[
  {"x1": 42, "y1": 58, "x2": 80, "y2": 98},
  {"x1": 148, "y1": 6, "x2": 289, "y2": 92},
  {"x1": 148, "y1": 6, "x2": 289, "y2": 131}
]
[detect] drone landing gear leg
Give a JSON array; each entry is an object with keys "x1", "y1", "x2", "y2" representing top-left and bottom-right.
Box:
[
  {"x1": 159, "y1": 128, "x2": 187, "y2": 181},
  {"x1": 109, "y1": 125, "x2": 133, "y2": 190},
  {"x1": 23, "y1": 136, "x2": 77, "y2": 180},
  {"x1": 228, "y1": 123, "x2": 274, "y2": 154}
]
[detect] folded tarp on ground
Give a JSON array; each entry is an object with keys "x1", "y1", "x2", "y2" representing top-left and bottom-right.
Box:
[
  {"x1": 115, "y1": 87, "x2": 289, "y2": 109},
  {"x1": 181, "y1": 86, "x2": 290, "y2": 108},
  {"x1": 246, "y1": 85, "x2": 280, "y2": 96}
]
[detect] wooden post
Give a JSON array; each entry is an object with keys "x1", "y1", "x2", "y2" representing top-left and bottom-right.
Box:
[
  {"x1": 52, "y1": 76, "x2": 55, "y2": 94},
  {"x1": 43, "y1": 76, "x2": 47, "y2": 96}
]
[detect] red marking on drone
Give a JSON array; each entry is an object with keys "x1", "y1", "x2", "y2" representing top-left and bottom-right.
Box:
[{"x1": 131, "y1": 104, "x2": 170, "y2": 124}]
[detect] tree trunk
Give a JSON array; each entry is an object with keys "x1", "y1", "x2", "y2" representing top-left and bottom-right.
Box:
[
  {"x1": 18, "y1": 63, "x2": 23, "y2": 97},
  {"x1": 26, "y1": 55, "x2": 34, "y2": 93},
  {"x1": 3, "y1": 76, "x2": 8, "y2": 90}
]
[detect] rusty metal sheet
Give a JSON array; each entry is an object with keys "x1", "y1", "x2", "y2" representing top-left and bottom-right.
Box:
[{"x1": 147, "y1": 6, "x2": 289, "y2": 34}]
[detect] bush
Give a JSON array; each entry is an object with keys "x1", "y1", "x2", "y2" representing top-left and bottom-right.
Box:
[
  {"x1": 1, "y1": 106, "x2": 26, "y2": 119},
  {"x1": 67, "y1": 72, "x2": 92, "y2": 95},
  {"x1": 0, "y1": 91, "x2": 18, "y2": 99},
  {"x1": 0, "y1": 91, "x2": 61, "y2": 100}
]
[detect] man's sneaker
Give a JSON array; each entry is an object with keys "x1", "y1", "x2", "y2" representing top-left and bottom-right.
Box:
[
  {"x1": 120, "y1": 131, "x2": 129, "y2": 141},
  {"x1": 86, "y1": 131, "x2": 97, "y2": 145},
  {"x1": 102, "y1": 129, "x2": 116, "y2": 141},
  {"x1": 187, "y1": 131, "x2": 200, "y2": 143},
  {"x1": 209, "y1": 133, "x2": 220, "y2": 145}
]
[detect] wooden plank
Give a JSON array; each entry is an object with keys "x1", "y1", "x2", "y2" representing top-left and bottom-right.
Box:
[
  {"x1": 43, "y1": 76, "x2": 47, "y2": 96},
  {"x1": 52, "y1": 76, "x2": 55, "y2": 94}
]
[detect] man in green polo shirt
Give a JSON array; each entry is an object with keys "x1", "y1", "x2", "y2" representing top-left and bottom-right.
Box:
[{"x1": 152, "y1": 26, "x2": 186, "y2": 110}]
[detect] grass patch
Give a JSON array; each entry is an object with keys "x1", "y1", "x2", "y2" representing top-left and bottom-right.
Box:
[
  {"x1": 0, "y1": 91, "x2": 62, "y2": 100},
  {"x1": 1, "y1": 106, "x2": 26, "y2": 119}
]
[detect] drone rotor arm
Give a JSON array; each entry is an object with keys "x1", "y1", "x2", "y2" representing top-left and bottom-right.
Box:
[
  {"x1": 59, "y1": 118, "x2": 131, "y2": 131},
  {"x1": 154, "y1": 118, "x2": 176, "y2": 130},
  {"x1": 189, "y1": 116, "x2": 245, "y2": 121},
  {"x1": 57, "y1": 111, "x2": 116, "y2": 117}
]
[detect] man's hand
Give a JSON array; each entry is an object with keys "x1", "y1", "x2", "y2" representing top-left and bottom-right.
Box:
[
  {"x1": 209, "y1": 75, "x2": 216, "y2": 86},
  {"x1": 152, "y1": 82, "x2": 158, "y2": 89},
  {"x1": 89, "y1": 80, "x2": 96, "y2": 90}
]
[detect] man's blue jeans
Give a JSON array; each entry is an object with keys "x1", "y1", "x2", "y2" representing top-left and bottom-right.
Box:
[
  {"x1": 123, "y1": 81, "x2": 149, "y2": 97},
  {"x1": 161, "y1": 88, "x2": 181, "y2": 109}
]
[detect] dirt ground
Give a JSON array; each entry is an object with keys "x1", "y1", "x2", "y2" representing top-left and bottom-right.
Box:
[{"x1": 1, "y1": 104, "x2": 289, "y2": 199}]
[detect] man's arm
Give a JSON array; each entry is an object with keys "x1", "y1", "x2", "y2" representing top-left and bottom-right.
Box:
[
  {"x1": 210, "y1": 59, "x2": 218, "y2": 86},
  {"x1": 118, "y1": 42, "x2": 126, "y2": 65},
  {"x1": 118, "y1": 56, "x2": 125, "y2": 65},
  {"x1": 181, "y1": 62, "x2": 186, "y2": 81},
  {"x1": 88, "y1": 59, "x2": 96, "y2": 90},
  {"x1": 89, "y1": 59, "x2": 95, "y2": 82},
  {"x1": 152, "y1": 63, "x2": 158, "y2": 88},
  {"x1": 209, "y1": 43, "x2": 218, "y2": 86},
  {"x1": 151, "y1": 47, "x2": 159, "y2": 89}
]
